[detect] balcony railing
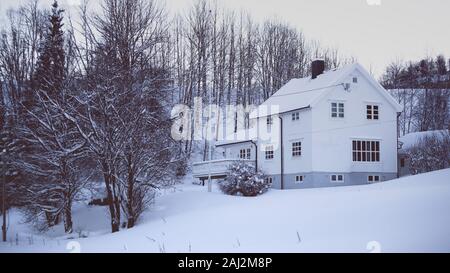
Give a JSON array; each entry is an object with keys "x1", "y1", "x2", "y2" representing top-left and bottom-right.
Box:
[{"x1": 192, "y1": 159, "x2": 255, "y2": 179}]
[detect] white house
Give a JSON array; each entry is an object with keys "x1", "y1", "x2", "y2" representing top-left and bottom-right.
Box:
[{"x1": 193, "y1": 60, "x2": 403, "y2": 189}]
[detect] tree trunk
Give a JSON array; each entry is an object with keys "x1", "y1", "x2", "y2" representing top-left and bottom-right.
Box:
[
  {"x1": 2, "y1": 158, "x2": 6, "y2": 242},
  {"x1": 63, "y1": 194, "x2": 73, "y2": 234},
  {"x1": 126, "y1": 154, "x2": 135, "y2": 229},
  {"x1": 102, "y1": 161, "x2": 120, "y2": 233}
]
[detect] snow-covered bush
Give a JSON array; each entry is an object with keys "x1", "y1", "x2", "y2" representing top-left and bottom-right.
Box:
[
  {"x1": 406, "y1": 131, "x2": 450, "y2": 174},
  {"x1": 218, "y1": 161, "x2": 270, "y2": 196}
]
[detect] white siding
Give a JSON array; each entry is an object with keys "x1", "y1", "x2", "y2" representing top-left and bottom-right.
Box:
[{"x1": 310, "y1": 70, "x2": 398, "y2": 173}]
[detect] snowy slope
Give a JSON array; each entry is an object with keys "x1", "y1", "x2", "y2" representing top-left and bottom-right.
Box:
[{"x1": 1, "y1": 169, "x2": 450, "y2": 253}]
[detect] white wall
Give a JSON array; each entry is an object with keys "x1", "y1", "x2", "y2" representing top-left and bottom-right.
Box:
[{"x1": 310, "y1": 69, "x2": 398, "y2": 173}]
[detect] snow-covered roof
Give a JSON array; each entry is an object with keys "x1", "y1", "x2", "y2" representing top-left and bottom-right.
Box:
[
  {"x1": 399, "y1": 130, "x2": 449, "y2": 151},
  {"x1": 215, "y1": 129, "x2": 257, "y2": 147},
  {"x1": 250, "y1": 63, "x2": 403, "y2": 118}
]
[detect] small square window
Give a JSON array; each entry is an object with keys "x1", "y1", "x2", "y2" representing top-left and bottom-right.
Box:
[
  {"x1": 353, "y1": 77, "x2": 358, "y2": 83},
  {"x1": 331, "y1": 102, "x2": 344, "y2": 118},
  {"x1": 368, "y1": 175, "x2": 380, "y2": 183},
  {"x1": 295, "y1": 175, "x2": 304, "y2": 183},
  {"x1": 367, "y1": 104, "x2": 379, "y2": 120},
  {"x1": 331, "y1": 174, "x2": 344, "y2": 183},
  {"x1": 292, "y1": 112, "x2": 300, "y2": 121},
  {"x1": 265, "y1": 177, "x2": 273, "y2": 184}
]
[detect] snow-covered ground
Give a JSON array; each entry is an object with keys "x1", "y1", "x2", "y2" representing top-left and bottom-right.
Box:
[{"x1": 1, "y1": 168, "x2": 450, "y2": 253}]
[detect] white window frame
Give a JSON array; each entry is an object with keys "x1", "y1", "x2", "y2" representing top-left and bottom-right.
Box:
[
  {"x1": 291, "y1": 112, "x2": 300, "y2": 121},
  {"x1": 295, "y1": 175, "x2": 304, "y2": 184},
  {"x1": 352, "y1": 140, "x2": 380, "y2": 162},
  {"x1": 265, "y1": 145, "x2": 274, "y2": 160},
  {"x1": 330, "y1": 174, "x2": 344, "y2": 183},
  {"x1": 239, "y1": 148, "x2": 251, "y2": 160},
  {"x1": 368, "y1": 175, "x2": 380, "y2": 183},
  {"x1": 265, "y1": 176, "x2": 273, "y2": 184},
  {"x1": 366, "y1": 104, "x2": 379, "y2": 120},
  {"x1": 291, "y1": 141, "x2": 302, "y2": 157},
  {"x1": 331, "y1": 102, "x2": 345, "y2": 118}
]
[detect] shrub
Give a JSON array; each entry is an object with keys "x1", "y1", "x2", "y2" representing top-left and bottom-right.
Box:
[
  {"x1": 218, "y1": 161, "x2": 270, "y2": 196},
  {"x1": 406, "y1": 131, "x2": 450, "y2": 174}
]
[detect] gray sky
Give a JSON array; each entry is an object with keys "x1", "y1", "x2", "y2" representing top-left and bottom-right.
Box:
[{"x1": 1, "y1": 0, "x2": 449, "y2": 77}]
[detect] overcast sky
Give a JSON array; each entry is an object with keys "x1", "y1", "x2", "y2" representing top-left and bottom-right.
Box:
[{"x1": 1, "y1": 0, "x2": 449, "y2": 77}]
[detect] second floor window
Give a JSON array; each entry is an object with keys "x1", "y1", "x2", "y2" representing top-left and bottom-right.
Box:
[
  {"x1": 331, "y1": 102, "x2": 344, "y2": 118},
  {"x1": 239, "y1": 148, "x2": 251, "y2": 160},
  {"x1": 266, "y1": 116, "x2": 273, "y2": 130},
  {"x1": 352, "y1": 140, "x2": 380, "y2": 162},
  {"x1": 366, "y1": 105, "x2": 379, "y2": 120},
  {"x1": 265, "y1": 145, "x2": 274, "y2": 160},
  {"x1": 292, "y1": 141, "x2": 302, "y2": 157},
  {"x1": 292, "y1": 112, "x2": 299, "y2": 121}
]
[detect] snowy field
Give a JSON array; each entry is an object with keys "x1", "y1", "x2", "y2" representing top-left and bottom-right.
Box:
[{"x1": 1, "y1": 168, "x2": 450, "y2": 253}]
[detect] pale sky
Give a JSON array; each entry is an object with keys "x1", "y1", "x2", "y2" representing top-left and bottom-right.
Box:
[{"x1": 1, "y1": 0, "x2": 449, "y2": 78}]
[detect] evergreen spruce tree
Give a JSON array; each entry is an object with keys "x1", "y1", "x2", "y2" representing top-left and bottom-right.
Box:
[{"x1": 33, "y1": 1, "x2": 65, "y2": 96}]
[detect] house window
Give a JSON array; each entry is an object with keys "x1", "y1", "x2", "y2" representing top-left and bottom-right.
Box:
[
  {"x1": 292, "y1": 141, "x2": 302, "y2": 157},
  {"x1": 331, "y1": 102, "x2": 344, "y2": 118},
  {"x1": 353, "y1": 77, "x2": 358, "y2": 83},
  {"x1": 295, "y1": 175, "x2": 304, "y2": 184},
  {"x1": 352, "y1": 140, "x2": 380, "y2": 162},
  {"x1": 239, "y1": 148, "x2": 251, "y2": 160},
  {"x1": 367, "y1": 105, "x2": 379, "y2": 120},
  {"x1": 292, "y1": 112, "x2": 299, "y2": 121},
  {"x1": 368, "y1": 175, "x2": 380, "y2": 183},
  {"x1": 266, "y1": 116, "x2": 273, "y2": 132},
  {"x1": 331, "y1": 174, "x2": 344, "y2": 183},
  {"x1": 264, "y1": 177, "x2": 273, "y2": 184},
  {"x1": 265, "y1": 145, "x2": 274, "y2": 160}
]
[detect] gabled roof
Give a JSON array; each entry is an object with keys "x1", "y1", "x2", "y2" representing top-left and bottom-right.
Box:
[{"x1": 250, "y1": 63, "x2": 403, "y2": 118}]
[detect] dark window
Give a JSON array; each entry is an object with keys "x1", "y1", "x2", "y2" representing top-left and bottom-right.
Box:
[
  {"x1": 265, "y1": 145, "x2": 274, "y2": 160},
  {"x1": 352, "y1": 140, "x2": 380, "y2": 162},
  {"x1": 331, "y1": 102, "x2": 344, "y2": 118},
  {"x1": 331, "y1": 174, "x2": 344, "y2": 183},
  {"x1": 292, "y1": 141, "x2": 302, "y2": 157},
  {"x1": 367, "y1": 104, "x2": 379, "y2": 120},
  {"x1": 368, "y1": 175, "x2": 380, "y2": 183},
  {"x1": 239, "y1": 148, "x2": 251, "y2": 159}
]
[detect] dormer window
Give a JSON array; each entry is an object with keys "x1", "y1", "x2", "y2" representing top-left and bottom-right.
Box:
[
  {"x1": 292, "y1": 112, "x2": 299, "y2": 121},
  {"x1": 331, "y1": 102, "x2": 344, "y2": 118}
]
